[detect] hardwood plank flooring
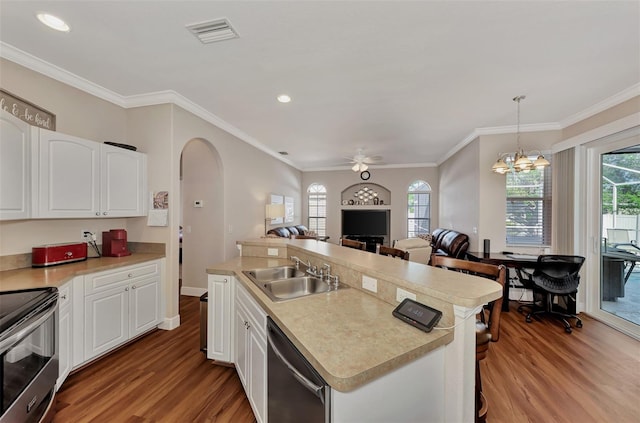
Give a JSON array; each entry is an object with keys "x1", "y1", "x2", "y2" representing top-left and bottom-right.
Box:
[
  {"x1": 482, "y1": 301, "x2": 640, "y2": 423},
  {"x1": 54, "y1": 296, "x2": 639, "y2": 422},
  {"x1": 53, "y1": 296, "x2": 255, "y2": 423}
]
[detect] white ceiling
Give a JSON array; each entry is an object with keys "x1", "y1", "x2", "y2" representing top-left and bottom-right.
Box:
[{"x1": 1, "y1": 1, "x2": 638, "y2": 170}]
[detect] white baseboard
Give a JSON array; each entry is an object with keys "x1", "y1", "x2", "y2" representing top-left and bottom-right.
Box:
[
  {"x1": 181, "y1": 286, "x2": 207, "y2": 297},
  {"x1": 159, "y1": 314, "x2": 180, "y2": 330}
]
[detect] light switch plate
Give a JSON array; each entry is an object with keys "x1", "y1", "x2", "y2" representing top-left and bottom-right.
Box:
[{"x1": 267, "y1": 248, "x2": 279, "y2": 256}]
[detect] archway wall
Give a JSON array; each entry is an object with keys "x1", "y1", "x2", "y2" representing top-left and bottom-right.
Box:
[
  {"x1": 181, "y1": 139, "x2": 224, "y2": 293},
  {"x1": 127, "y1": 103, "x2": 302, "y2": 320}
]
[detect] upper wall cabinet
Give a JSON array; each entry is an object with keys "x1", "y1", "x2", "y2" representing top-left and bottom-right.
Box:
[
  {"x1": 0, "y1": 111, "x2": 33, "y2": 220},
  {"x1": 34, "y1": 129, "x2": 147, "y2": 219}
]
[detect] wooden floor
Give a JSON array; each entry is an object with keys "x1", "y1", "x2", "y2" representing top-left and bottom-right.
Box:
[
  {"x1": 54, "y1": 296, "x2": 639, "y2": 423},
  {"x1": 53, "y1": 295, "x2": 255, "y2": 423}
]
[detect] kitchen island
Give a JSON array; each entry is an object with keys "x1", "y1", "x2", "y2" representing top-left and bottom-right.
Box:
[{"x1": 207, "y1": 238, "x2": 502, "y2": 423}]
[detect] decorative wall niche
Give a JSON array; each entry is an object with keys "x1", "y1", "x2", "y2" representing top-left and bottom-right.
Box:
[{"x1": 340, "y1": 183, "x2": 390, "y2": 206}]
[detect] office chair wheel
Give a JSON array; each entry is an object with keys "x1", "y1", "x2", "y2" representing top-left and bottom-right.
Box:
[
  {"x1": 576, "y1": 320, "x2": 583, "y2": 328},
  {"x1": 565, "y1": 326, "x2": 572, "y2": 334},
  {"x1": 525, "y1": 316, "x2": 532, "y2": 323}
]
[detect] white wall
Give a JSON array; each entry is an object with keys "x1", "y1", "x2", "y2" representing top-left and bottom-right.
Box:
[{"x1": 302, "y1": 167, "x2": 439, "y2": 244}]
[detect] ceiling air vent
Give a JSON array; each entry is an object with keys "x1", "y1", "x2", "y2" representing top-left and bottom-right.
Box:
[{"x1": 186, "y1": 18, "x2": 238, "y2": 44}]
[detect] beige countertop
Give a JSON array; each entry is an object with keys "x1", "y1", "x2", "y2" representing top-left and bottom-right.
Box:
[
  {"x1": 0, "y1": 253, "x2": 165, "y2": 292},
  {"x1": 209, "y1": 256, "x2": 454, "y2": 392}
]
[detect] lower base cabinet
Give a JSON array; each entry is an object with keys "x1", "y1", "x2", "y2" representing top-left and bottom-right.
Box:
[
  {"x1": 71, "y1": 259, "x2": 163, "y2": 367},
  {"x1": 234, "y1": 282, "x2": 267, "y2": 423}
]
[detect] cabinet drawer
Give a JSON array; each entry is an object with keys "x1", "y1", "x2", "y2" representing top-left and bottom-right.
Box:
[
  {"x1": 236, "y1": 283, "x2": 267, "y2": 331},
  {"x1": 84, "y1": 261, "x2": 160, "y2": 295}
]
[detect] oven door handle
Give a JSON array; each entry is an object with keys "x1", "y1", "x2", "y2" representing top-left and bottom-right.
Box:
[
  {"x1": 267, "y1": 330, "x2": 325, "y2": 403},
  {"x1": 0, "y1": 297, "x2": 58, "y2": 354}
]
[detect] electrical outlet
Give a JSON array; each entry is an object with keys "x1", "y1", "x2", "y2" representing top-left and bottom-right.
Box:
[
  {"x1": 267, "y1": 248, "x2": 279, "y2": 257},
  {"x1": 81, "y1": 230, "x2": 91, "y2": 241},
  {"x1": 362, "y1": 275, "x2": 377, "y2": 293},
  {"x1": 396, "y1": 287, "x2": 416, "y2": 302}
]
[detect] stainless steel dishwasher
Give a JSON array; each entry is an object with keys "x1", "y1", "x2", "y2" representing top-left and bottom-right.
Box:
[{"x1": 267, "y1": 317, "x2": 330, "y2": 423}]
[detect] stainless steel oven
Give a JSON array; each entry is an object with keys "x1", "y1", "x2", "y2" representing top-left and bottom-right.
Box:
[{"x1": 0, "y1": 287, "x2": 58, "y2": 423}]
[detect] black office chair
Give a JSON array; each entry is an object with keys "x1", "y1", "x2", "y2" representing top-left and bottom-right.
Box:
[{"x1": 516, "y1": 255, "x2": 586, "y2": 333}]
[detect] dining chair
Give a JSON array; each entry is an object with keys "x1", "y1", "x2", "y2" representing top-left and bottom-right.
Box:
[
  {"x1": 339, "y1": 238, "x2": 367, "y2": 251},
  {"x1": 376, "y1": 244, "x2": 410, "y2": 260}
]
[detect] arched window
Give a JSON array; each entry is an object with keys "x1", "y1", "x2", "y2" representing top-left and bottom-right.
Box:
[
  {"x1": 407, "y1": 180, "x2": 431, "y2": 237},
  {"x1": 307, "y1": 183, "x2": 327, "y2": 236}
]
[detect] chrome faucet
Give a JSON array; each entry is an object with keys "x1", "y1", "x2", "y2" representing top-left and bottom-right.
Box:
[
  {"x1": 290, "y1": 256, "x2": 302, "y2": 269},
  {"x1": 321, "y1": 263, "x2": 332, "y2": 282}
]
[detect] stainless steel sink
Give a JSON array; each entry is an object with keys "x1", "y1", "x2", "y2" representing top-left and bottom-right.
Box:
[
  {"x1": 242, "y1": 266, "x2": 347, "y2": 302},
  {"x1": 243, "y1": 266, "x2": 305, "y2": 282}
]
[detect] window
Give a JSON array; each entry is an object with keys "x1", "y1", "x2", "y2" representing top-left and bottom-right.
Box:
[
  {"x1": 307, "y1": 183, "x2": 327, "y2": 237},
  {"x1": 506, "y1": 159, "x2": 552, "y2": 246},
  {"x1": 407, "y1": 180, "x2": 431, "y2": 237}
]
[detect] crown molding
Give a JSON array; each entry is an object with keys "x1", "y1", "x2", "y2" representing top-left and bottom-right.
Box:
[
  {"x1": 2, "y1": 42, "x2": 637, "y2": 172},
  {"x1": 0, "y1": 42, "x2": 126, "y2": 107},
  {"x1": 1, "y1": 42, "x2": 300, "y2": 170},
  {"x1": 559, "y1": 83, "x2": 640, "y2": 128}
]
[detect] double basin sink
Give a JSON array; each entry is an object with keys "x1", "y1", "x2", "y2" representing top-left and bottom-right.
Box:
[{"x1": 242, "y1": 265, "x2": 347, "y2": 302}]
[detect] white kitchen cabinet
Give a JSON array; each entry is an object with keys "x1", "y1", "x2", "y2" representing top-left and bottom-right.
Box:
[
  {"x1": 100, "y1": 143, "x2": 147, "y2": 217},
  {"x1": 207, "y1": 274, "x2": 233, "y2": 362},
  {"x1": 57, "y1": 280, "x2": 73, "y2": 390},
  {"x1": 0, "y1": 110, "x2": 33, "y2": 220},
  {"x1": 234, "y1": 282, "x2": 267, "y2": 423},
  {"x1": 82, "y1": 260, "x2": 162, "y2": 362},
  {"x1": 34, "y1": 128, "x2": 146, "y2": 218}
]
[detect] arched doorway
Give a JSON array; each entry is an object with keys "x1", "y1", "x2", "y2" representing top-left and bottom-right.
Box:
[{"x1": 179, "y1": 139, "x2": 224, "y2": 296}]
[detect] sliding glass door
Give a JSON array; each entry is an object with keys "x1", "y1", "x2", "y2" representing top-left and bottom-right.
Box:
[{"x1": 586, "y1": 129, "x2": 640, "y2": 339}]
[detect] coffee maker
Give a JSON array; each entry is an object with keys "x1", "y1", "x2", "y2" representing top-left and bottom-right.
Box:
[{"x1": 102, "y1": 229, "x2": 131, "y2": 257}]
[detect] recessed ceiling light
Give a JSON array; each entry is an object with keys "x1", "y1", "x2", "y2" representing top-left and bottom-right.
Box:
[
  {"x1": 277, "y1": 94, "x2": 291, "y2": 103},
  {"x1": 37, "y1": 13, "x2": 70, "y2": 32}
]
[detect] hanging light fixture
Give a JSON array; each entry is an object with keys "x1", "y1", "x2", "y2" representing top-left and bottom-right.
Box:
[{"x1": 491, "y1": 95, "x2": 550, "y2": 174}]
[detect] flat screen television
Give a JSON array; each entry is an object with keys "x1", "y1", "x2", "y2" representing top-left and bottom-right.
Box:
[{"x1": 342, "y1": 209, "x2": 390, "y2": 236}]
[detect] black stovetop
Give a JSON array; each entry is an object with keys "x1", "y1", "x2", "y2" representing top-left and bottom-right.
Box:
[{"x1": 0, "y1": 287, "x2": 58, "y2": 334}]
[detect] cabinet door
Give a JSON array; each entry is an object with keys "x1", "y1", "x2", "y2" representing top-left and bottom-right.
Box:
[
  {"x1": 0, "y1": 111, "x2": 31, "y2": 220},
  {"x1": 207, "y1": 275, "x2": 232, "y2": 362},
  {"x1": 234, "y1": 304, "x2": 249, "y2": 388},
  {"x1": 129, "y1": 277, "x2": 161, "y2": 337},
  {"x1": 248, "y1": 329, "x2": 267, "y2": 423},
  {"x1": 37, "y1": 129, "x2": 100, "y2": 218},
  {"x1": 84, "y1": 285, "x2": 128, "y2": 361},
  {"x1": 57, "y1": 283, "x2": 72, "y2": 390},
  {"x1": 100, "y1": 143, "x2": 147, "y2": 217}
]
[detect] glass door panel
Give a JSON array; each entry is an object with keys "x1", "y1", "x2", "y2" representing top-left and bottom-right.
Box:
[{"x1": 600, "y1": 146, "x2": 640, "y2": 328}]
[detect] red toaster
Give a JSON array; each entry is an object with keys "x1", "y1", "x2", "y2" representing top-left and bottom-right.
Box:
[{"x1": 32, "y1": 242, "x2": 88, "y2": 267}]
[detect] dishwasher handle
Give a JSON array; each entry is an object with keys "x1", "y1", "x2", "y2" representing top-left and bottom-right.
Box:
[{"x1": 267, "y1": 329, "x2": 326, "y2": 404}]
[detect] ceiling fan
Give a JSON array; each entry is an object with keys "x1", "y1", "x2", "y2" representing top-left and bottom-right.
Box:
[{"x1": 346, "y1": 149, "x2": 383, "y2": 172}]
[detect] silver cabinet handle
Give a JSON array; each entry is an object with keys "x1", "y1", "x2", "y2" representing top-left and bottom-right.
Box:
[
  {"x1": 125, "y1": 287, "x2": 129, "y2": 291},
  {"x1": 223, "y1": 278, "x2": 228, "y2": 283},
  {"x1": 244, "y1": 321, "x2": 250, "y2": 329},
  {"x1": 128, "y1": 273, "x2": 133, "y2": 278},
  {"x1": 95, "y1": 212, "x2": 100, "y2": 216},
  {"x1": 132, "y1": 285, "x2": 136, "y2": 289},
  {"x1": 61, "y1": 294, "x2": 67, "y2": 300},
  {"x1": 103, "y1": 212, "x2": 107, "y2": 215}
]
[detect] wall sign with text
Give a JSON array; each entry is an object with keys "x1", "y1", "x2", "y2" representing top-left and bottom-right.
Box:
[{"x1": 0, "y1": 88, "x2": 56, "y2": 130}]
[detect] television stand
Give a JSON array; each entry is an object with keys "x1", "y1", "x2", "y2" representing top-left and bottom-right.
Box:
[{"x1": 345, "y1": 235, "x2": 385, "y2": 252}]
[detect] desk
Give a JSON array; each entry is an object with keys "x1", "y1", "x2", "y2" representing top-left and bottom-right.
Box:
[{"x1": 466, "y1": 252, "x2": 539, "y2": 311}]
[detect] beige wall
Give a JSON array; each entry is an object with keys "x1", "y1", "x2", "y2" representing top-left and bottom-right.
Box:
[
  {"x1": 439, "y1": 130, "x2": 561, "y2": 254},
  {"x1": 562, "y1": 97, "x2": 640, "y2": 140},
  {"x1": 0, "y1": 58, "x2": 302, "y2": 322},
  {"x1": 302, "y1": 167, "x2": 439, "y2": 244}
]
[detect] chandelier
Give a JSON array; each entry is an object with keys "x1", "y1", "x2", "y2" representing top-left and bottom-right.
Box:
[{"x1": 491, "y1": 95, "x2": 550, "y2": 174}]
